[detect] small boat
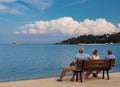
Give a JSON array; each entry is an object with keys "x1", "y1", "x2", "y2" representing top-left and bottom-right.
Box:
[{"x1": 13, "y1": 41, "x2": 20, "y2": 44}]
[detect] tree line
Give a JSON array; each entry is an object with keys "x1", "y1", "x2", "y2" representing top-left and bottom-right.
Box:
[{"x1": 56, "y1": 32, "x2": 120, "y2": 45}]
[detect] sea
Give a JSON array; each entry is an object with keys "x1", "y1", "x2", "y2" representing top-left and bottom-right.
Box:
[{"x1": 0, "y1": 44, "x2": 120, "y2": 82}]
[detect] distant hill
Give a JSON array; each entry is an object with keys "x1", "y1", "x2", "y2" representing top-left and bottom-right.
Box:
[{"x1": 56, "y1": 32, "x2": 120, "y2": 45}]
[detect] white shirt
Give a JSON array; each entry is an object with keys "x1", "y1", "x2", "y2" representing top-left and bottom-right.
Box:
[{"x1": 91, "y1": 55, "x2": 100, "y2": 60}]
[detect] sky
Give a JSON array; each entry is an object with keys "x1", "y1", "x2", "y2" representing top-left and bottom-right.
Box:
[{"x1": 0, "y1": 0, "x2": 120, "y2": 44}]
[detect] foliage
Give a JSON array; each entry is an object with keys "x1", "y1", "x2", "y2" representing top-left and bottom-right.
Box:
[{"x1": 56, "y1": 32, "x2": 120, "y2": 44}]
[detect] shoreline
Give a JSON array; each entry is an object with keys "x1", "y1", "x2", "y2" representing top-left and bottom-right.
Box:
[
  {"x1": 0, "y1": 75, "x2": 60, "y2": 83},
  {"x1": 0, "y1": 71, "x2": 118, "y2": 83},
  {"x1": 0, "y1": 72, "x2": 120, "y2": 87}
]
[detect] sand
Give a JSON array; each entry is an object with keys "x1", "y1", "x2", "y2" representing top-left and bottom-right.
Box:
[{"x1": 0, "y1": 72, "x2": 120, "y2": 87}]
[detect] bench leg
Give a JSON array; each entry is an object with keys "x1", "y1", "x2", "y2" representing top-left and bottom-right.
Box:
[
  {"x1": 102, "y1": 70, "x2": 105, "y2": 79},
  {"x1": 80, "y1": 72, "x2": 83, "y2": 82},
  {"x1": 106, "y1": 70, "x2": 109, "y2": 80},
  {"x1": 76, "y1": 72, "x2": 78, "y2": 81}
]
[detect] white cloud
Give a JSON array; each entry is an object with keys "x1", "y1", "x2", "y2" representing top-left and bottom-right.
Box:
[
  {"x1": 0, "y1": 4, "x2": 20, "y2": 14},
  {"x1": 118, "y1": 24, "x2": 120, "y2": 28},
  {"x1": 0, "y1": 1, "x2": 27, "y2": 14},
  {"x1": 24, "y1": 0, "x2": 53, "y2": 10},
  {"x1": 0, "y1": 0, "x2": 16, "y2": 3},
  {"x1": 0, "y1": 0, "x2": 53, "y2": 14},
  {"x1": 14, "y1": 17, "x2": 120, "y2": 36},
  {"x1": 0, "y1": 4, "x2": 7, "y2": 10},
  {"x1": 64, "y1": 0, "x2": 88, "y2": 8}
]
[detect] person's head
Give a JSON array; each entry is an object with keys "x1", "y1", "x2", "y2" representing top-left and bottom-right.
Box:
[
  {"x1": 79, "y1": 47, "x2": 84, "y2": 53},
  {"x1": 107, "y1": 49, "x2": 112, "y2": 55},
  {"x1": 92, "y1": 49, "x2": 98, "y2": 55}
]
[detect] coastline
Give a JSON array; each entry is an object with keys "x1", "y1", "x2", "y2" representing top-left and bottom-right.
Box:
[{"x1": 0, "y1": 72, "x2": 120, "y2": 87}]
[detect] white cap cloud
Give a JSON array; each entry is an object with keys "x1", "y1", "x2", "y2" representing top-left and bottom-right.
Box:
[{"x1": 14, "y1": 17, "x2": 120, "y2": 36}]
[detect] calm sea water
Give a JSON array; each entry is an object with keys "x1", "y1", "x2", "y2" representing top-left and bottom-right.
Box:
[{"x1": 0, "y1": 44, "x2": 120, "y2": 82}]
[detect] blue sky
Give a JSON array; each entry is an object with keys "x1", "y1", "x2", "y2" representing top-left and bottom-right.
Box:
[{"x1": 0, "y1": 0, "x2": 120, "y2": 44}]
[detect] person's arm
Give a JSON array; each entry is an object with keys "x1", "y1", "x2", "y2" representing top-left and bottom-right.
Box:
[
  {"x1": 69, "y1": 61, "x2": 76, "y2": 66},
  {"x1": 87, "y1": 54, "x2": 91, "y2": 60},
  {"x1": 69, "y1": 55, "x2": 78, "y2": 66}
]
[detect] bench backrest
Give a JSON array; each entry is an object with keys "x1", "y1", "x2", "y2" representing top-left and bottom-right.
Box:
[
  {"x1": 109, "y1": 59, "x2": 115, "y2": 68},
  {"x1": 76, "y1": 59, "x2": 83, "y2": 69},
  {"x1": 84, "y1": 59, "x2": 110, "y2": 70},
  {"x1": 76, "y1": 59, "x2": 115, "y2": 71}
]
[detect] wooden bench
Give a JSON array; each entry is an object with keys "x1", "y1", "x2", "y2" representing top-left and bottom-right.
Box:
[{"x1": 74, "y1": 59, "x2": 115, "y2": 82}]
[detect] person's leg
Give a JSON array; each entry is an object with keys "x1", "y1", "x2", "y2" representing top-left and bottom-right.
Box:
[
  {"x1": 93, "y1": 70, "x2": 101, "y2": 77},
  {"x1": 70, "y1": 71, "x2": 76, "y2": 81},
  {"x1": 96, "y1": 70, "x2": 101, "y2": 75},
  {"x1": 85, "y1": 71, "x2": 92, "y2": 78},
  {"x1": 59, "y1": 68, "x2": 67, "y2": 80},
  {"x1": 57, "y1": 66, "x2": 72, "y2": 81}
]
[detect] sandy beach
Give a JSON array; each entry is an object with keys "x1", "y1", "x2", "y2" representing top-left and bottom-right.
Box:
[{"x1": 0, "y1": 72, "x2": 120, "y2": 87}]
